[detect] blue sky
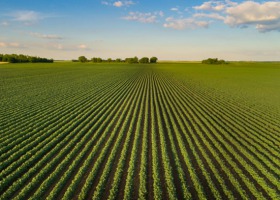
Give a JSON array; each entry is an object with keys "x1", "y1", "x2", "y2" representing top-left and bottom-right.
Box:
[{"x1": 0, "y1": 0, "x2": 280, "y2": 60}]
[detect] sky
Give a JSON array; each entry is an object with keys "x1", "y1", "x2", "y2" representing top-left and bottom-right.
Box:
[{"x1": 0, "y1": 0, "x2": 280, "y2": 61}]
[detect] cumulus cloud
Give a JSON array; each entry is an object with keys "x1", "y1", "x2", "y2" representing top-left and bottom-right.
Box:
[
  {"x1": 122, "y1": 12, "x2": 163, "y2": 23},
  {"x1": 163, "y1": 17, "x2": 209, "y2": 30},
  {"x1": 113, "y1": 1, "x2": 123, "y2": 7},
  {"x1": 194, "y1": 13, "x2": 225, "y2": 21},
  {"x1": 102, "y1": 0, "x2": 134, "y2": 7},
  {"x1": 103, "y1": 1, "x2": 134, "y2": 7},
  {"x1": 191, "y1": 0, "x2": 280, "y2": 32},
  {"x1": 193, "y1": 1, "x2": 227, "y2": 11},
  {"x1": 224, "y1": 1, "x2": 280, "y2": 32},
  {"x1": 30, "y1": 32, "x2": 63, "y2": 40}
]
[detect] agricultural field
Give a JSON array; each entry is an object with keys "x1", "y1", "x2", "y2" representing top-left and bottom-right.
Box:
[{"x1": 0, "y1": 62, "x2": 280, "y2": 200}]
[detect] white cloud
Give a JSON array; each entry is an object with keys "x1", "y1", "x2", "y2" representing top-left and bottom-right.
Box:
[
  {"x1": 101, "y1": 1, "x2": 110, "y2": 5},
  {"x1": 9, "y1": 11, "x2": 43, "y2": 24},
  {"x1": 114, "y1": 1, "x2": 123, "y2": 7},
  {"x1": 0, "y1": 42, "x2": 7, "y2": 47},
  {"x1": 194, "y1": 13, "x2": 225, "y2": 21},
  {"x1": 122, "y1": 12, "x2": 160, "y2": 23},
  {"x1": 0, "y1": 42, "x2": 24, "y2": 48},
  {"x1": 194, "y1": 1, "x2": 226, "y2": 11},
  {"x1": 224, "y1": 1, "x2": 280, "y2": 32},
  {"x1": 191, "y1": 1, "x2": 280, "y2": 32},
  {"x1": 1, "y1": 21, "x2": 9, "y2": 26},
  {"x1": 163, "y1": 17, "x2": 209, "y2": 30},
  {"x1": 157, "y1": 11, "x2": 164, "y2": 17},
  {"x1": 46, "y1": 43, "x2": 91, "y2": 51},
  {"x1": 30, "y1": 32, "x2": 63, "y2": 40},
  {"x1": 113, "y1": 1, "x2": 134, "y2": 7},
  {"x1": 171, "y1": 8, "x2": 179, "y2": 11},
  {"x1": 77, "y1": 44, "x2": 90, "y2": 50}
]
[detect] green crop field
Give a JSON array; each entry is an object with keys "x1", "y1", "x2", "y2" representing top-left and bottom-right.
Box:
[{"x1": 0, "y1": 62, "x2": 280, "y2": 200}]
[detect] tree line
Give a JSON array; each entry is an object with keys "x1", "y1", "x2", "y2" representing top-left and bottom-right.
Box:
[
  {"x1": 202, "y1": 58, "x2": 228, "y2": 65},
  {"x1": 75, "y1": 56, "x2": 158, "y2": 64},
  {"x1": 0, "y1": 54, "x2": 54, "y2": 63}
]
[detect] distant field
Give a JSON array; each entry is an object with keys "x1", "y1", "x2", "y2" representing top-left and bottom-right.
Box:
[{"x1": 0, "y1": 62, "x2": 280, "y2": 199}]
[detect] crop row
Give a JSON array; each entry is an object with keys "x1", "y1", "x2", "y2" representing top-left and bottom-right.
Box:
[{"x1": 1, "y1": 64, "x2": 279, "y2": 199}]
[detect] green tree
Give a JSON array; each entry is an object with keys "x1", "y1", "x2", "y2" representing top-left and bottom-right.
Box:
[
  {"x1": 150, "y1": 57, "x2": 158, "y2": 63},
  {"x1": 139, "y1": 57, "x2": 149, "y2": 64},
  {"x1": 125, "y1": 56, "x2": 139, "y2": 64},
  {"x1": 96, "y1": 57, "x2": 102, "y2": 63},
  {"x1": 133, "y1": 56, "x2": 138, "y2": 63},
  {"x1": 78, "y1": 56, "x2": 88, "y2": 63},
  {"x1": 91, "y1": 57, "x2": 98, "y2": 63},
  {"x1": 202, "y1": 58, "x2": 227, "y2": 64}
]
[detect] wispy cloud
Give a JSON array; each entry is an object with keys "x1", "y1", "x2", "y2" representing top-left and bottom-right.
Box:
[
  {"x1": 122, "y1": 11, "x2": 164, "y2": 23},
  {"x1": 193, "y1": 13, "x2": 225, "y2": 21},
  {"x1": 193, "y1": 1, "x2": 228, "y2": 11},
  {"x1": 7, "y1": 10, "x2": 54, "y2": 25},
  {"x1": 52, "y1": 43, "x2": 64, "y2": 50},
  {"x1": 30, "y1": 32, "x2": 63, "y2": 40},
  {"x1": 46, "y1": 43, "x2": 91, "y2": 51},
  {"x1": 163, "y1": 17, "x2": 209, "y2": 30},
  {"x1": 114, "y1": 1, "x2": 134, "y2": 7},
  {"x1": 77, "y1": 44, "x2": 91, "y2": 50},
  {"x1": 102, "y1": 1, "x2": 134, "y2": 7},
  {"x1": 122, "y1": 12, "x2": 157, "y2": 23},
  {"x1": 10, "y1": 10, "x2": 42, "y2": 24},
  {"x1": 170, "y1": 8, "x2": 179, "y2": 12},
  {"x1": 0, "y1": 42, "x2": 25, "y2": 48},
  {"x1": 1, "y1": 21, "x2": 9, "y2": 26},
  {"x1": 101, "y1": 1, "x2": 110, "y2": 6},
  {"x1": 157, "y1": 11, "x2": 164, "y2": 17}
]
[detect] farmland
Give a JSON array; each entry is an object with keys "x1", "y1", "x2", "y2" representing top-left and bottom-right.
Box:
[{"x1": 0, "y1": 62, "x2": 280, "y2": 199}]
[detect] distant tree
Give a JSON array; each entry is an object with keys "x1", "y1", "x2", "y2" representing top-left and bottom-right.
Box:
[
  {"x1": 133, "y1": 56, "x2": 138, "y2": 63},
  {"x1": 0, "y1": 54, "x2": 3, "y2": 62},
  {"x1": 0, "y1": 54, "x2": 53, "y2": 63},
  {"x1": 8, "y1": 56, "x2": 17, "y2": 63},
  {"x1": 91, "y1": 57, "x2": 98, "y2": 63},
  {"x1": 78, "y1": 56, "x2": 88, "y2": 63},
  {"x1": 125, "y1": 56, "x2": 139, "y2": 64},
  {"x1": 139, "y1": 57, "x2": 149, "y2": 64},
  {"x1": 116, "y1": 58, "x2": 122, "y2": 62},
  {"x1": 125, "y1": 58, "x2": 132, "y2": 63},
  {"x1": 202, "y1": 58, "x2": 228, "y2": 64},
  {"x1": 107, "y1": 58, "x2": 112, "y2": 63},
  {"x1": 29, "y1": 57, "x2": 37, "y2": 63},
  {"x1": 96, "y1": 57, "x2": 102, "y2": 63},
  {"x1": 150, "y1": 57, "x2": 158, "y2": 63}
]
